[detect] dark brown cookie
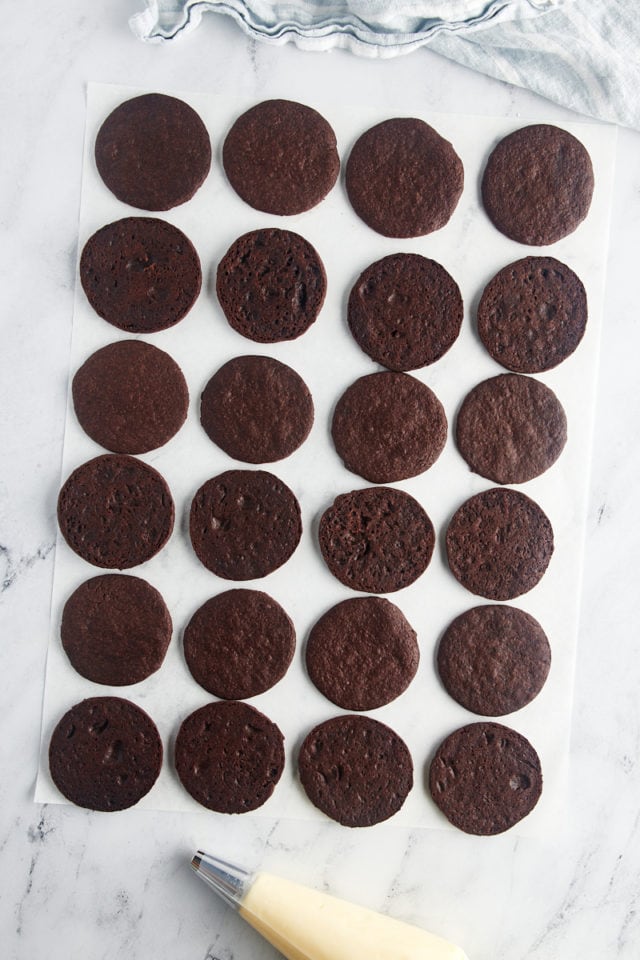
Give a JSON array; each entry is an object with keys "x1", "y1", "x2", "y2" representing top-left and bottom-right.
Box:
[
  {"x1": 95, "y1": 93, "x2": 211, "y2": 210},
  {"x1": 331, "y1": 372, "x2": 447, "y2": 483},
  {"x1": 429, "y1": 722, "x2": 543, "y2": 834},
  {"x1": 200, "y1": 356, "x2": 314, "y2": 463},
  {"x1": 477, "y1": 257, "x2": 588, "y2": 374},
  {"x1": 72, "y1": 340, "x2": 189, "y2": 454},
  {"x1": 345, "y1": 118, "x2": 463, "y2": 238},
  {"x1": 437, "y1": 605, "x2": 551, "y2": 716},
  {"x1": 456, "y1": 374, "x2": 567, "y2": 484},
  {"x1": 298, "y1": 714, "x2": 413, "y2": 826},
  {"x1": 216, "y1": 228, "x2": 326, "y2": 343},
  {"x1": 80, "y1": 217, "x2": 201, "y2": 334},
  {"x1": 183, "y1": 589, "x2": 296, "y2": 699},
  {"x1": 481, "y1": 123, "x2": 594, "y2": 245},
  {"x1": 222, "y1": 99, "x2": 339, "y2": 215},
  {"x1": 189, "y1": 470, "x2": 302, "y2": 580},
  {"x1": 348, "y1": 253, "x2": 463, "y2": 371},
  {"x1": 306, "y1": 597, "x2": 419, "y2": 711},
  {"x1": 446, "y1": 488, "x2": 553, "y2": 601},
  {"x1": 57, "y1": 454, "x2": 174, "y2": 570},
  {"x1": 61, "y1": 574, "x2": 172, "y2": 686},
  {"x1": 174, "y1": 700, "x2": 285, "y2": 813},
  {"x1": 48, "y1": 696, "x2": 162, "y2": 811},
  {"x1": 319, "y1": 487, "x2": 434, "y2": 594}
]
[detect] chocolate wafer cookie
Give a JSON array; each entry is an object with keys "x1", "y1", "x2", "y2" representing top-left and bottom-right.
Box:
[
  {"x1": 222, "y1": 99, "x2": 339, "y2": 215},
  {"x1": 183, "y1": 589, "x2": 296, "y2": 699},
  {"x1": 72, "y1": 340, "x2": 188, "y2": 454},
  {"x1": 200, "y1": 356, "x2": 313, "y2": 463},
  {"x1": 80, "y1": 217, "x2": 201, "y2": 334},
  {"x1": 348, "y1": 253, "x2": 463, "y2": 371},
  {"x1": 477, "y1": 256, "x2": 588, "y2": 373},
  {"x1": 437, "y1": 604, "x2": 551, "y2": 716},
  {"x1": 429, "y1": 722, "x2": 543, "y2": 834},
  {"x1": 189, "y1": 470, "x2": 302, "y2": 580},
  {"x1": 298, "y1": 714, "x2": 413, "y2": 826},
  {"x1": 482, "y1": 123, "x2": 594, "y2": 245},
  {"x1": 306, "y1": 597, "x2": 419, "y2": 711},
  {"x1": 57, "y1": 454, "x2": 174, "y2": 569},
  {"x1": 331, "y1": 372, "x2": 447, "y2": 483},
  {"x1": 456, "y1": 373, "x2": 567, "y2": 484},
  {"x1": 446, "y1": 488, "x2": 553, "y2": 600},
  {"x1": 49, "y1": 696, "x2": 162, "y2": 811},
  {"x1": 61, "y1": 574, "x2": 172, "y2": 686},
  {"x1": 175, "y1": 701, "x2": 285, "y2": 813},
  {"x1": 345, "y1": 117, "x2": 463, "y2": 237},
  {"x1": 216, "y1": 228, "x2": 327, "y2": 343},
  {"x1": 319, "y1": 486, "x2": 434, "y2": 593},
  {"x1": 95, "y1": 93, "x2": 211, "y2": 210}
]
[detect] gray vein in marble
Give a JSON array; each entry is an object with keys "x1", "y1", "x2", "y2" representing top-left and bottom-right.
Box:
[{"x1": 0, "y1": 541, "x2": 55, "y2": 595}]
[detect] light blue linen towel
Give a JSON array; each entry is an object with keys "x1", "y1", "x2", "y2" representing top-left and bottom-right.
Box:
[{"x1": 130, "y1": 1, "x2": 640, "y2": 129}]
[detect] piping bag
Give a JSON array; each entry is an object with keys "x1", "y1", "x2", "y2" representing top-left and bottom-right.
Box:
[{"x1": 191, "y1": 851, "x2": 469, "y2": 960}]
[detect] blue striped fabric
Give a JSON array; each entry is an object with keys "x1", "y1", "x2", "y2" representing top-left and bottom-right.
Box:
[{"x1": 130, "y1": 1, "x2": 640, "y2": 129}]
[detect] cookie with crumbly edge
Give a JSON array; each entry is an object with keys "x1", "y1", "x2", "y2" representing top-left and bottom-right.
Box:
[
  {"x1": 95, "y1": 93, "x2": 211, "y2": 210},
  {"x1": 222, "y1": 99, "x2": 339, "y2": 215},
  {"x1": 183, "y1": 589, "x2": 296, "y2": 699},
  {"x1": 174, "y1": 701, "x2": 285, "y2": 813},
  {"x1": 306, "y1": 596, "x2": 419, "y2": 711},
  {"x1": 298, "y1": 714, "x2": 413, "y2": 826},
  {"x1": 437, "y1": 604, "x2": 551, "y2": 716},
  {"x1": 481, "y1": 123, "x2": 594, "y2": 245},
  {"x1": 49, "y1": 696, "x2": 163, "y2": 811},
  {"x1": 61, "y1": 574, "x2": 172, "y2": 686},
  {"x1": 429, "y1": 721, "x2": 543, "y2": 834},
  {"x1": 345, "y1": 117, "x2": 463, "y2": 237},
  {"x1": 319, "y1": 486, "x2": 434, "y2": 594}
]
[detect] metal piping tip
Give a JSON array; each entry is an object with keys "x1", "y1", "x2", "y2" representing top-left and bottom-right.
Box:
[{"x1": 190, "y1": 851, "x2": 254, "y2": 911}]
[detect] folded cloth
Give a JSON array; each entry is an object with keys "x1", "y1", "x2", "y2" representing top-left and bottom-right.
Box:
[{"x1": 130, "y1": 0, "x2": 640, "y2": 130}]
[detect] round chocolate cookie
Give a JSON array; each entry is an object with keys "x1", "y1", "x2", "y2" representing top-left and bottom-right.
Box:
[
  {"x1": 95, "y1": 93, "x2": 211, "y2": 210},
  {"x1": 200, "y1": 356, "x2": 314, "y2": 463},
  {"x1": 80, "y1": 217, "x2": 201, "y2": 334},
  {"x1": 429, "y1": 722, "x2": 543, "y2": 834},
  {"x1": 189, "y1": 470, "x2": 302, "y2": 580},
  {"x1": 183, "y1": 589, "x2": 296, "y2": 699},
  {"x1": 481, "y1": 123, "x2": 594, "y2": 245},
  {"x1": 456, "y1": 374, "x2": 567, "y2": 484},
  {"x1": 61, "y1": 574, "x2": 172, "y2": 686},
  {"x1": 437, "y1": 605, "x2": 551, "y2": 716},
  {"x1": 345, "y1": 117, "x2": 463, "y2": 238},
  {"x1": 48, "y1": 696, "x2": 162, "y2": 811},
  {"x1": 216, "y1": 228, "x2": 326, "y2": 343},
  {"x1": 72, "y1": 340, "x2": 188, "y2": 454},
  {"x1": 446, "y1": 488, "x2": 553, "y2": 601},
  {"x1": 174, "y1": 700, "x2": 285, "y2": 813},
  {"x1": 477, "y1": 257, "x2": 588, "y2": 374},
  {"x1": 348, "y1": 253, "x2": 463, "y2": 371},
  {"x1": 58, "y1": 454, "x2": 174, "y2": 570},
  {"x1": 306, "y1": 597, "x2": 419, "y2": 711},
  {"x1": 331, "y1": 372, "x2": 447, "y2": 483},
  {"x1": 298, "y1": 714, "x2": 413, "y2": 826},
  {"x1": 222, "y1": 99, "x2": 339, "y2": 215},
  {"x1": 319, "y1": 487, "x2": 435, "y2": 594}
]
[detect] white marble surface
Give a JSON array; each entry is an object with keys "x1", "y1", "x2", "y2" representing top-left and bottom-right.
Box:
[{"x1": 1, "y1": 3, "x2": 639, "y2": 958}]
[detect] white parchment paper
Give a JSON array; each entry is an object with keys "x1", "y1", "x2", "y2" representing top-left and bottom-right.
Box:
[{"x1": 36, "y1": 81, "x2": 617, "y2": 835}]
